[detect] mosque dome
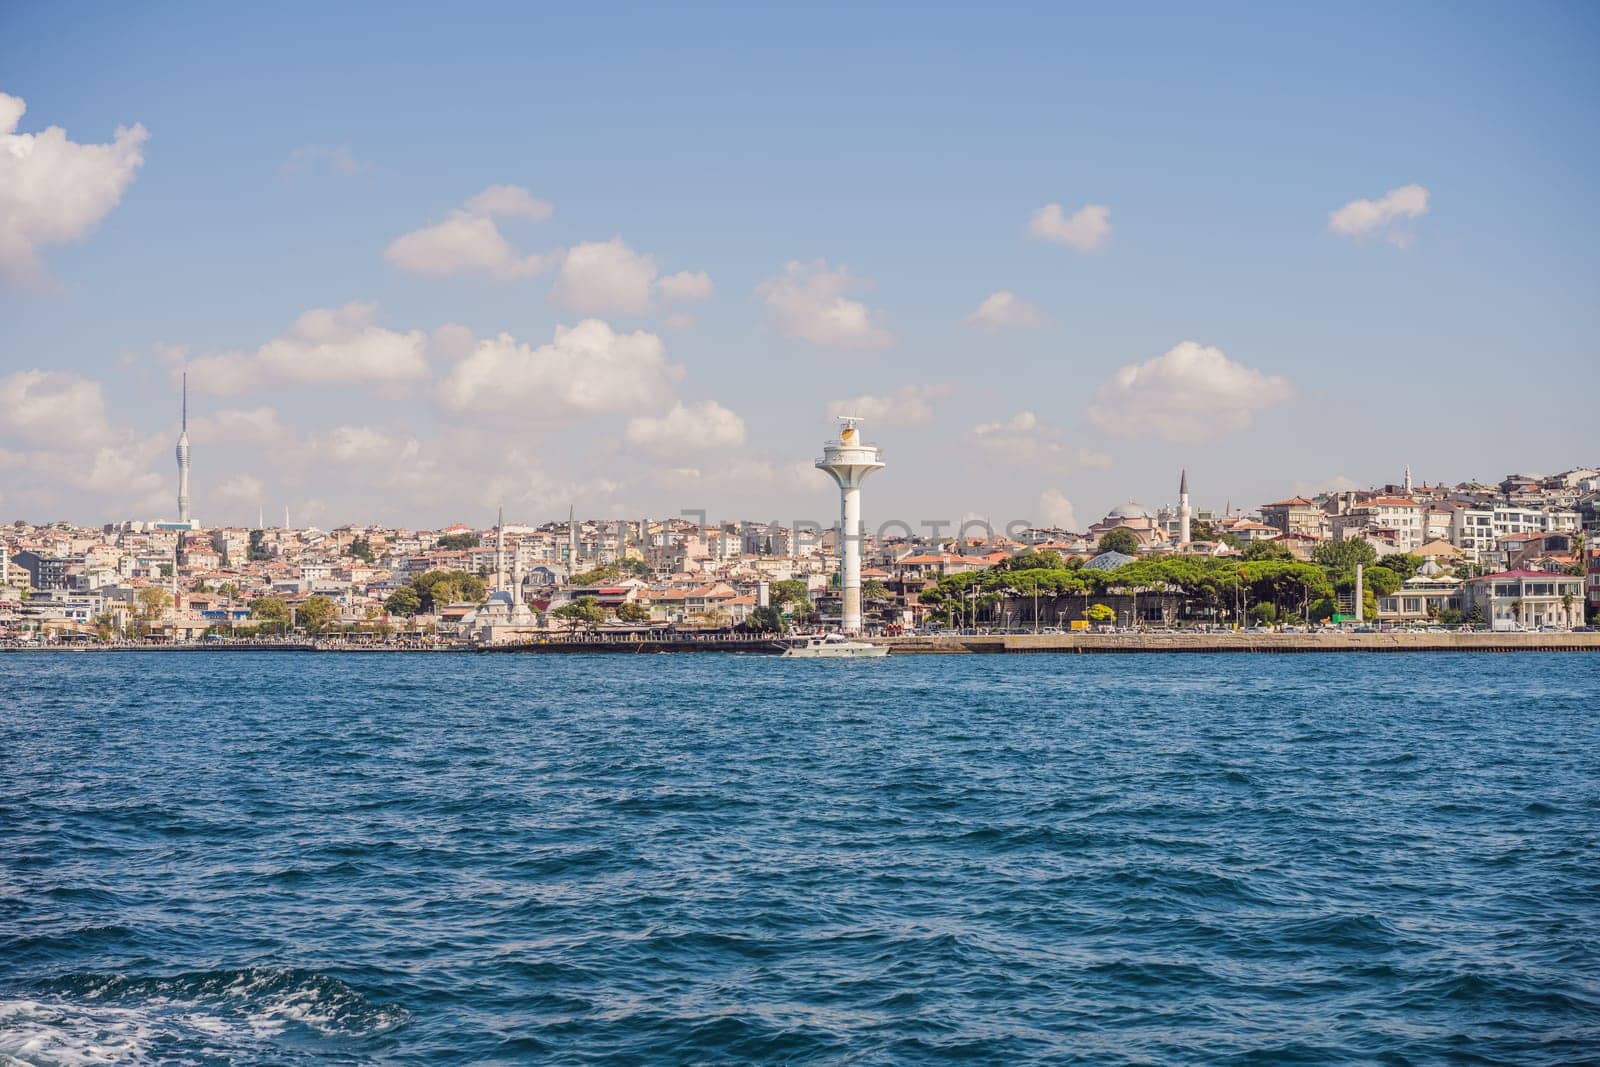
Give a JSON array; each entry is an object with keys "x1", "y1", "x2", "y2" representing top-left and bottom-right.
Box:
[{"x1": 1107, "y1": 501, "x2": 1150, "y2": 520}]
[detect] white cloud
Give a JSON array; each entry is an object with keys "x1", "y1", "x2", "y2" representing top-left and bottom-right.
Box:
[
  {"x1": 322, "y1": 424, "x2": 414, "y2": 466},
  {"x1": 1328, "y1": 184, "x2": 1430, "y2": 246},
  {"x1": 184, "y1": 302, "x2": 429, "y2": 396},
  {"x1": 437, "y1": 319, "x2": 682, "y2": 417},
  {"x1": 549, "y1": 238, "x2": 659, "y2": 315},
  {"x1": 280, "y1": 144, "x2": 370, "y2": 177},
  {"x1": 187, "y1": 406, "x2": 291, "y2": 446},
  {"x1": 1027, "y1": 202, "x2": 1111, "y2": 250},
  {"x1": 0, "y1": 91, "x2": 148, "y2": 289},
  {"x1": 1087, "y1": 341, "x2": 1293, "y2": 443},
  {"x1": 969, "y1": 411, "x2": 1108, "y2": 468},
  {"x1": 549, "y1": 239, "x2": 711, "y2": 316},
  {"x1": 964, "y1": 290, "x2": 1044, "y2": 332},
  {"x1": 385, "y1": 185, "x2": 555, "y2": 280},
  {"x1": 657, "y1": 270, "x2": 714, "y2": 303},
  {"x1": 827, "y1": 384, "x2": 952, "y2": 428},
  {"x1": 463, "y1": 184, "x2": 552, "y2": 221},
  {"x1": 663, "y1": 312, "x2": 697, "y2": 331},
  {"x1": 624, "y1": 400, "x2": 746, "y2": 456},
  {"x1": 973, "y1": 410, "x2": 1039, "y2": 437},
  {"x1": 0, "y1": 370, "x2": 115, "y2": 449},
  {"x1": 215, "y1": 473, "x2": 265, "y2": 504},
  {"x1": 757, "y1": 259, "x2": 893, "y2": 350},
  {"x1": 1036, "y1": 489, "x2": 1080, "y2": 531}
]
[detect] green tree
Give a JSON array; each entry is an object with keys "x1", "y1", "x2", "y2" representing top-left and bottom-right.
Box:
[
  {"x1": 137, "y1": 586, "x2": 171, "y2": 621},
  {"x1": 385, "y1": 586, "x2": 422, "y2": 617},
  {"x1": 1097, "y1": 529, "x2": 1141, "y2": 556},
  {"x1": 412, "y1": 569, "x2": 487, "y2": 611},
  {"x1": 862, "y1": 578, "x2": 891, "y2": 601},
  {"x1": 247, "y1": 529, "x2": 270, "y2": 562},
  {"x1": 552, "y1": 596, "x2": 604, "y2": 632},
  {"x1": 251, "y1": 596, "x2": 291, "y2": 632},
  {"x1": 1241, "y1": 539, "x2": 1294, "y2": 562},
  {"x1": 298, "y1": 595, "x2": 338, "y2": 634},
  {"x1": 740, "y1": 604, "x2": 785, "y2": 633},
  {"x1": 1379, "y1": 553, "x2": 1423, "y2": 582},
  {"x1": 615, "y1": 601, "x2": 652, "y2": 624},
  {"x1": 1363, "y1": 565, "x2": 1402, "y2": 599},
  {"x1": 1248, "y1": 602, "x2": 1278, "y2": 624},
  {"x1": 436, "y1": 532, "x2": 479, "y2": 551},
  {"x1": 217, "y1": 582, "x2": 239, "y2": 600},
  {"x1": 1086, "y1": 602, "x2": 1116, "y2": 625},
  {"x1": 1311, "y1": 538, "x2": 1378, "y2": 575},
  {"x1": 769, "y1": 579, "x2": 810, "y2": 609},
  {"x1": 349, "y1": 537, "x2": 375, "y2": 563}
]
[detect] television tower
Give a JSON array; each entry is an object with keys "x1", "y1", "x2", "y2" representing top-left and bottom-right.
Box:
[
  {"x1": 175, "y1": 372, "x2": 191, "y2": 524},
  {"x1": 816, "y1": 416, "x2": 885, "y2": 634}
]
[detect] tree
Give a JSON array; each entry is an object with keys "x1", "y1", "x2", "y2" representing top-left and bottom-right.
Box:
[
  {"x1": 137, "y1": 586, "x2": 171, "y2": 621},
  {"x1": 1249, "y1": 602, "x2": 1278, "y2": 625},
  {"x1": 1465, "y1": 604, "x2": 1486, "y2": 627},
  {"x1": 436, "y1": 532, "x2": 478, "y2": 551},
  {"x1": 1311, "y1": 539, "x2": 1378, "y2": 575},
  {"x1": 770, "y1": 579, "x2": 809, "y2": 608},
  {"x1": 385, "y1": 586, "x2": 422, "y2": 617},
  {"x1": 1379, "y1": 553, "x2": 1423, "y2": 582},
  {"x1": 298, "y1": 595, "x2": 338, "y2": 634},
  {"x1": 92, "y1": 613, "x2": 117, "y2": 641},
  {"x1": 217, "y1": 582, "x2": 238, "y2": 600},
  {"x1": 616, "y1": 601, "x2": 652, "y2": 624},
  {"x1": 1363, "y1": 565, "x2": 1402, "y2": 599},
  {"x1": 862, "y1": 578, "x2": 891, "y2": 601},
  {"x1": 247, "y1": 529, "x2": 270, "y2": 562},
  {"x1": 741, "y1": 605, "x2": 785, "y2": 634},
  {"x1": 1097, "y1": 529, "x2": 1141, "y2": 556},
  {"x1": 251, "y1": 596, "x2": 291, "y2": 633},
  {"x1": 412, "y1": 569, "x2": 487, "y2": 611},
  {"x1": 552, "y1": 596, "x2": 604, "y2": 632},
  {"x1": 349, "y1": 537, "x2": 375, "y2": 563},
  {"x1": 1241, "y1": 540, "x2": 1294, "y2": 562},
  {"x1": 1086, "y1": 602, "x2": 1116, "y2": 625}
]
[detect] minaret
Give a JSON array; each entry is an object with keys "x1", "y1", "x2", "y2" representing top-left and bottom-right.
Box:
[
  {"x1": 175, "y1": 372, "x2": 191, "y2": 524},
  {"x1": 816, "y1": 416, "x2": 886, "y2": 634},
  {"x1": 284, "y1": 505, "x2": 290, "y2": 530},
  {"x1": 1178, "y1": 468, "x2": 1192, "y2": 545},
  {"x1": 495, "y1": 504, "x2": 505, "y2": 592},
  {"x1": 1404, "y1": 465, "x2": 1413, "y2": 494},
  {"x1": 568, "y1": 505, "x2": 579, "y2": 572}
]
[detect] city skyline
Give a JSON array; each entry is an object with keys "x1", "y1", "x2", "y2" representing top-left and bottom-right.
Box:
[{"x1": 3, "y1": 4, "x2": 1598, "y2": 529}]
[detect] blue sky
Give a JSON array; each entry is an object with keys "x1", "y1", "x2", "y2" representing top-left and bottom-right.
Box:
[{"x1": 2, "y1": 2, "x2": 1597, "y2": 530}]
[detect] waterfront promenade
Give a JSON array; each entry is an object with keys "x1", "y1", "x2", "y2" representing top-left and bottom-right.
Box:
[{"x1": 6, "y1": 631, "x2": 1600, "y2": 654}]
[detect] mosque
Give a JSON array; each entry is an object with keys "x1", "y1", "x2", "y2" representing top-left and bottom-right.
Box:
[{"x1": 1085, "y1": 471, "x2": 1193, "y2": 550}]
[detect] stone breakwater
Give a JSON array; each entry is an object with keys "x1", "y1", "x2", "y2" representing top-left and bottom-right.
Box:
[{"x1": 878, "y1": 631, "x2": 1600, "y2": 654}]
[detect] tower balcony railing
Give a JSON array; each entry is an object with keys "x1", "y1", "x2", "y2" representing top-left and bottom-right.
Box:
[{"x1": 817, "y1": 442, "x2": 885, "y2": 464}]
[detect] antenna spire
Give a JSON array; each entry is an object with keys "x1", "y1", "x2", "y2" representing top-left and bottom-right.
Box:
[{"x1": 181, "y1": 371, "x2": 188, "y2": 431}]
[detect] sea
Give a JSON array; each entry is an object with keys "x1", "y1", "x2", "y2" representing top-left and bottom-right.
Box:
[{"x1": 1, "y1": 651, "x2": 1596, "y2": 1065}]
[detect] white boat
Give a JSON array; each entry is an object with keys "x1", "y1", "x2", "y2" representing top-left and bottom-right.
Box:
[{"x1": 779, "y1": 633, "x2": 889, "y2": 658}]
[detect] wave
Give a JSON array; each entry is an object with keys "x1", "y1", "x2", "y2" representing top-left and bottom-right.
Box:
[{"x1": 0, "y1": 967, "x2": 406, "y2": 1066}]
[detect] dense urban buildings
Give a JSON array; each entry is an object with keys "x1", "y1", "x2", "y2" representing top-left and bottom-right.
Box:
[{"x1": 3, "y1": 460, "x2": 1596, "y2": 643}]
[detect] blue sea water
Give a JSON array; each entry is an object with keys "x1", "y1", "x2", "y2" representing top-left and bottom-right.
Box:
[{"x1": 1, "y1": 651, "x2": 1597, "y2": 1065}]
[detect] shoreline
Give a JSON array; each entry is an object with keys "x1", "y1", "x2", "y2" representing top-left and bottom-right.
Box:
[{"x1": 5, "y1": 632, "x2": 1599, "y2": 654}]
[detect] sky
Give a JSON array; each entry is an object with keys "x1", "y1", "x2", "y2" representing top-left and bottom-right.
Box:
[{"x1": 2, "y1": 1, "x2": 1597, "y2": 532}]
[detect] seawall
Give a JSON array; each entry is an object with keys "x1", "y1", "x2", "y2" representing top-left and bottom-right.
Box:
[{"x1": 877, "y1": 632, "x2": 1600, "y2": 654}]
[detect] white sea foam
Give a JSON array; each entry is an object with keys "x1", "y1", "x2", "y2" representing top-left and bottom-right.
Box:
[
  {"x1": 0, "y1": 999, "x2": 154, "y2": 1066},
  {"x1": 0, "y1": 970, "x2": 404, "y2": 1065}
]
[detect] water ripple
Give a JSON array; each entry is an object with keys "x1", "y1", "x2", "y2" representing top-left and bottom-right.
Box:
[{"x1": 2, "y1": 651, "x2": 1597, "y2": 1064}]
